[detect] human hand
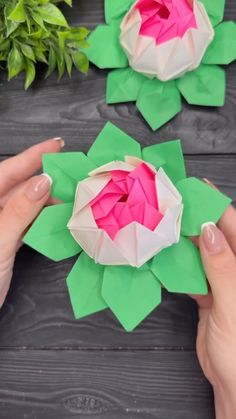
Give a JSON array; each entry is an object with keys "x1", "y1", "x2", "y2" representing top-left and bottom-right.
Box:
[
  {"x1": 194, "y1": 205, "x2": 236, "y2": 419},
  {"x1": 0, "y1": 138, "x2": 64, "y2": 308}
]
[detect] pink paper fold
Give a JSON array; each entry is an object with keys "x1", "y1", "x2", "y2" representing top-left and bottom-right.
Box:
[
  {"x1": 91, "y1": 163, "x2": 163, "y2": 239},
  {"x1": 136, "y1": 0, "x2": 197, "y2": 45}
]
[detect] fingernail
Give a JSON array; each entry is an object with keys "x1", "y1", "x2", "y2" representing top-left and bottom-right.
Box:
[
  {"x1": 25, "y1": 174, "x2": 52, "y2": 202},
  {"x1": 52, "y1": 137, "x2": 65, "y2": 148},
  {"x1": 203, "y1": 178, "x2": 217, "y2": 189},
  {"x1": 201, "y1": 222, "x2": 225, "y2": 254}
]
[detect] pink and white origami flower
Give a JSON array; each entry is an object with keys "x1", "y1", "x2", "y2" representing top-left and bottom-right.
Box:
[
  {"x1": 68, "y1": 158, "x2": 183, "y2": 267},
  {"x1": 120, "y1": 0, "x2": 214, "y2": 81}
]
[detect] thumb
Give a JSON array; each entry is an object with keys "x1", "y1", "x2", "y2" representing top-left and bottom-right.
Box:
[
  {"x1": 0, "y1": 174, "x2": 52, "y2": 260},
  {"x1": 199, "y1": 222, "x2": 236, "y2": 314}
]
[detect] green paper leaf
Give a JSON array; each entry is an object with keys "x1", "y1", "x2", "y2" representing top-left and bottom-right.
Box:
[
  {"x1": 102, "y1": 265, "x2": 162, "y2": 331},
  {"x1": 142, "y1": 140, "x2": 186, "y2": 184},
  {"x1": 105, "y1": 0, "x2": 134, "y2": 23},
  {"x1": 43, "y1": 152, "x2": 96, "y2": 202},
  {"x1": 87, "y1": 121, "x2": 142, "y2": 166},
  {"x1": 200, "y1": 0, "x2": 225, "y2": 26},
  {"x1": 176, "y1": 177, "x2": 232, "y2": 236},
  {"x1": 67, "y1": 252, "x2": 107, "y2": 319},
  {"x1": 177, "y1": 65, "x2": 225, "y2": 107},
  {"x1": 106, "y1": 67, "x2": 146, "y2": 104},
  {"x1": 86, "y1": 22, "x2": 128, "y2": 69},
  {"x1": 203, "y1": 21, "x2": 236, "y2": 65},
  {"x1": 39, "y1": 4, "x2": 68, "y2": 27},
  {"x1": 23, "y1": 204, "x2": 81, "y2": 261},
  {"x1": 151, "y1": 236, "x2": 208, "y2": 295},
  {"x1": 137, "y1": 79, "x2": 181, "y2": 131}
]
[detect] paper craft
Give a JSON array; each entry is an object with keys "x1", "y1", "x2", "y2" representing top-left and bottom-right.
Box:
[
  {"x1": 23, "y1": 122, "x2": 231, "y2": 331},
  {"x1": 120, "y1": 0, "x2": 214, "y2": 80},
  {"x1": 68, "y1": 159, "x2": 183, "y2": 267},
  {"x1": 85, "y1": 0, "x2": 236, "y2": 130}
]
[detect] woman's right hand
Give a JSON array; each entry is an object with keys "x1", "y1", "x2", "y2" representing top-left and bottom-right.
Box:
[{"x1": 194, "y1": 205, "x2": 236, "y2": 418}]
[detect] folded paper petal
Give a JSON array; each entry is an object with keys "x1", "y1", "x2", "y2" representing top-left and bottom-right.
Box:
[
  {"x1": 87, "y1": 121, "x2": 142, "y2": 166},
  {"x1": 200, "y1": 0, "x2": 225, "y2": 26},
  {"x1": 86, "y1": 22, "x2": 128, "y2": 68},
  {"x1": 107, "y1": 67, "x2": 146, "y2": 103},
  {"x1": 102, "y1": 264, "x2": 162, "y2": 331},
  {"x1": 43, "y1": 152, "x2": 95, "y2": 202},
  {"x1": 151, "y1": 236, "x2": 208, "y2": 294},
  {"x1": 176, "y1": 177, "x2": 232, "y2": 236},
  {"x1": 203, "y1": 21, "x2": 236, "y2": 65},
  {"x1": 137, "y1": 79, "x2": 181, "y2": 130},
  {"x1": 23, "y1": 204, "x2": 81, "y2": 261},
  {"x1": 176, "y1": 64, "x2": 225, "y2": 106},
  {"x1": 142, "y1": 140, "x2": 186, "y2": 184},
  {"x1": 66, "y1": 252, "x2": 108, "y2": 319},
  {"x1": 105, "y1": 0, "x2": 135, "y2": 24}
]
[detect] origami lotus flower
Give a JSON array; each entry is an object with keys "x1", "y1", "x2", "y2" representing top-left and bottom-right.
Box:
[
  {"x1": 85, "y1": 0, "x2": 236, "y2": 130},
  {"x1": 120, "y1": 0, "x2": 214, "y2": 81},
  {"x1": 68, "y1": 158, "x2": 183, "y2": 267},
  {"x1": 24, "y1": 122, "x2": 231, "y2": 331}
]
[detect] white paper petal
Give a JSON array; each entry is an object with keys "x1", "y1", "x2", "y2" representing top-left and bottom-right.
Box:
[
  {"x1": 73, "y1": 174, "x2": 110, "y2": 213},
  {"x1": 120, "y1": 0, "x2": 214, "y2": 81},
  {"x1": 89, "y1": 160, "x2": 135, "y2": 176}
]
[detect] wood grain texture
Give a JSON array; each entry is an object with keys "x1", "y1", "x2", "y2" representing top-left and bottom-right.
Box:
[{"x1": 0, "y1": 350, "x2": 214, "y2": 419}]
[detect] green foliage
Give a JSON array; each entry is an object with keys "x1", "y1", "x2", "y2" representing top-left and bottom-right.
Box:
[{"x1": 0, "y1": 0, "x2": 89, "y2": 88}]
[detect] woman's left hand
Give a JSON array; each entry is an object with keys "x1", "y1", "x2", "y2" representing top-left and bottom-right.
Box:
[{"x1": 0, "y1": 138, "x2": 64, "y2": 307}]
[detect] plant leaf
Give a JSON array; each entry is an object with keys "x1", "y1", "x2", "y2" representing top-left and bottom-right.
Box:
[
  {"x1": 24, "y1": 59, "x2": 36, "y2": 89},
  {"x1": 39, "y1": 4, "x2": 69, "y2": 27},
  {"x1": 8, "y1": 44, "x2": 24, "y2": 79}
]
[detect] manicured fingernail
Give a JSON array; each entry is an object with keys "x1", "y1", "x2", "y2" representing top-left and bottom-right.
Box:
[
  {"x1": 25, "y1": 174, "x2": 52, "y2": 202},
  {"x1": 201, "y1": 222, "x2": 225, "y2": 254},
  {"x1": 203, "y1": 178, "x2": 217, "y2": 189},
  {"x1": 52, "y1": 137, "x2": 65, "y2": 148}
]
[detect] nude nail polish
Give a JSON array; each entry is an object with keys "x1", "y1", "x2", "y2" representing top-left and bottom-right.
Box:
[
  {"x1": 201, "y1": 222, "x2": 225, "y2": 254},
  {"x1": 52, "y1": 137, "x2": 65, "y2": 148},
  {"x1": 25, "y1": 174, "x2": 52, "y2": 202}
]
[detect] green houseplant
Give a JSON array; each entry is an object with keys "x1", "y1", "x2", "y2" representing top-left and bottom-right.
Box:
[{"x1": 0, "y1": 0, "x2": 89, "y2": 88}]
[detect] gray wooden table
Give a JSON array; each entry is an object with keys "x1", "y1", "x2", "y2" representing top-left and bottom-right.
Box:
[{"x1": 0, "y1": 1, "x2": 235, "y2": 418}]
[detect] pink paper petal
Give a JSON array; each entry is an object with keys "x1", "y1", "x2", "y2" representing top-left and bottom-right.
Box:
[{"x1": 136, "y1": 0, "x2": 197, "y2": 45}]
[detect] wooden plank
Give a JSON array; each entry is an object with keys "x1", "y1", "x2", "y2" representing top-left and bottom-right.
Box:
[
  {"x1": 0, "y1": 155, "x2": 235, "y2": 349},
  {"x1": 0, "y1": 349, "x2": 214, "y2": 419},
  {"x1": 0, "y1": 1, "x2": 235, "y2": 155}
]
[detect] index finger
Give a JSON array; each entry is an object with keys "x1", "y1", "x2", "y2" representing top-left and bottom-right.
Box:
[{"x1": 0, "y1": 137, "x2": 64, "y2": 197}]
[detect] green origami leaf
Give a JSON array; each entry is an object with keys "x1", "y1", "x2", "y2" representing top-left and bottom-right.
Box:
[
  {"x1": 137, "y1": 79, "x2": 181, "y2": 131},
  {"x1": 177, "y1": 65, "x2": 225, "y2": 107},
  {"x1": 105, "y1": 0, "x2": 134, "y2": 23},
  {"x1": 67, "y1": 252, "x2": 108, "y2": 319},
  {"x1": 200, "y1": 0, "x2": 225, "y2": 26},
  {"x1": 24, "y1": 204, "x2": 81, "y2": 261},
  {"x1": 106, "y1": 68, "x2": 146, "y2": 104},
  {"x1": 43, "y1": 152, "x2": 96, "y2": 202},
  {"x1": 87, "y1": 121, "x2": 142, "y2": 166},
  {"x1": 176, "y1": 178, "x2": 232, "y2": 236},
  {"x1": 142, "y1": 140, "x2": 186, "y2": 184},
  {"x1": 151, "y1": 236, "x2": 208, "y2": 295},
  {"x1": 203, "y1": 21, "x2": 236, "y2": 65},
  {"x1": 86, "y1": 22, "x2": 128, "y2": 69},
  {"x1": 102, "y1": 265, "x2": 162, "y2": 332}
]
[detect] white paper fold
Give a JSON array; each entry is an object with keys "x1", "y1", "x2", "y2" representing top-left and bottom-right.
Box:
[{"x1": 120, "y1": 0, "x2": 214, "y2": 81}]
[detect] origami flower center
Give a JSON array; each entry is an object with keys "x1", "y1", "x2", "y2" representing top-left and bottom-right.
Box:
[
  {"x1": 90, "y1": 163, "x2": 164, "y2": 240},
  {"x1": 135, "y1": 0, "x2": 197, "y2": 45}
]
